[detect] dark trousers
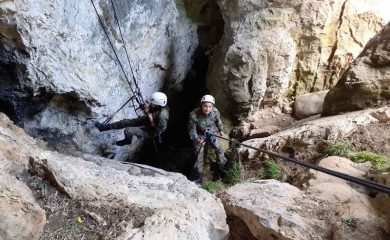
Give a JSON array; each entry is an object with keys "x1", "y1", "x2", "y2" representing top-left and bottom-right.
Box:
[
  {"x1": 105, "y1": 119, "x2": 150, "y2": 162},
  {"x1": 193, "y1": 138, "x2": 227, "y2": 175}
]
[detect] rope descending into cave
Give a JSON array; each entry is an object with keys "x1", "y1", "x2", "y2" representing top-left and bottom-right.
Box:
[
  {"x1": 205, "y1": 130, "x2": 390, "y2": 195},
  {"x1": 90, "y1": 0, "x2": 145, "y2": 121},
  {"x1": 108, "y1": 0, "x2": 145, "y2": 107}
]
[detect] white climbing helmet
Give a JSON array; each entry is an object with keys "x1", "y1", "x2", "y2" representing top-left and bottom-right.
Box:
[
  {"x1": 150, "y1": 92, "x2": 167, "y2": 107},
  {"x1": 200, "y1": 94, "x2": 215, "y2": 105}
]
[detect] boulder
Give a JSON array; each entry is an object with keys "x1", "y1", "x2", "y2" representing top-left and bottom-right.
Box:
[
  {"x1": 0, "y1": 113, "x2": 46, "y2": 174},
  {"x1": 208, "y1": 0, "x2": 389, "y2": 115},
  {"x1": 248, "y1": 125, "x2": 280, "y2": 139},
  {"x1": 308, "y1": 157, "x2": 390, "y2": 238},
  {"x1": 29, "y1": 152, "x2": 229, "y2": 240},
  {"x1": 323, "y1": 22, "x2": 390, "y2": 115},
  {"x1": 240, "y1": 107, "x2": 390, "y2": 161},
  {"x1": 308, "y1": 157, "x2": 378, "y2": 219},
  {"x1": 219, "y1": 158, "x2": 390, "y2": 239},
  {"x1": 0, "y1": 112, "x2": 229, "y2": 239},
  {"x1": 219, "y1": 180, "x2": 329, "y2": 239},
  {"x1": 0, "y1": 171, "x2": 46, "y2": 240},
  {"x1": 294, "y1": 90, "x2": 329, "y2": 119}
]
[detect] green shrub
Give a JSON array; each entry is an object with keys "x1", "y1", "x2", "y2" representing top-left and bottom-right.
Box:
[
  {"x1": 256, "y1": 167, "x2": 266, "y2": 179},
  {"x1": 225, "y1": 161, "x2": 241, "y2": 184},
  {"x1": 267, "y1": 160, "x2": 282, "y2": 180},
  {"x1": 201, "y1": 181, "x2": 222, "y2": 194},
  {"x1": 256, "y1": 160, "x2": 282, "y2": 180},
  {"x1": 342, "y1": 218, "x2": 359, "y2": 229},
  {"x1": 352, "y1": 151, "x2": 389, "y2": 171},
  {"x1": 325, "y1": 141, "x2": 352, "y2": 157}
]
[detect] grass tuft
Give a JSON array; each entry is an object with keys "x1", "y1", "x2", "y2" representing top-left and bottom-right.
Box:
[
  {"x1": 225, "y1": 161, "x2": 241, "y2": 185},
  {"x1": 342, "y1": 218, "x2": 359, "y2": 229},
  {"x1": 352, "y1": 151, "x2": 389, "y2": 171},
  {"x1": 325, "y1": 141, "x2": 352, "y2": 157},
  {"x1": 266, "y1": 160, "x2": 282, "y2": 180},
  {"x1": 201, "y1": 181, "x2": 223, "y2": 194},
  {"x1": 256, "y1": 160, "x2": 282, "y2": 180}
]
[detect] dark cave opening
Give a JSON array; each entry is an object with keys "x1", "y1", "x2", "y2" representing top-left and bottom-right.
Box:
[
  {"x1": 0, "y1": 61, "x2": 35, "y2": 127},
  {"x1": 137, "y1": 0, "x2": 225, "y2": 178},
  {"x1": 137, "y1": 46, "x2": 212, "y2": 178},
  {"x1": 0, "y1": 98, "x2": 17, "y2": 123}
]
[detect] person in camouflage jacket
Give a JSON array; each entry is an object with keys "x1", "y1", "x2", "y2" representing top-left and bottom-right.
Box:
[
  {"x1": 95, "y1": 92, "x2": 169, "y2": 152},
  {"x1": 188, "y1": 94, "x2": 227, "y2": 184}
]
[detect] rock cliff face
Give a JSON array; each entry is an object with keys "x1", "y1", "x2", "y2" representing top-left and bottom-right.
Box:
[
  {"x1": 208, "y1": 0, "x2": 389, "y2": 115},
  {"x1": 0, "y1": 0, "x2": 197, "y2": 154},
  {"x1": 323, "y1": 22, "x2": 390, "y2": 115}
]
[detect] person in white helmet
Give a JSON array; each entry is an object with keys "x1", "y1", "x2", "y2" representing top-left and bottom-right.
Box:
[
  {"x1": 95, "y1": 92, "x2": 169, "y2": 149},
  {"x1": 188, "y1": 94, "x2": 227, "y2": 184}
]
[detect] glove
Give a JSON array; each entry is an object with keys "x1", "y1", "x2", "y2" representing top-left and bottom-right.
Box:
[{"x1": 95, "y1": 121, "x2": 108, "y2": 132}]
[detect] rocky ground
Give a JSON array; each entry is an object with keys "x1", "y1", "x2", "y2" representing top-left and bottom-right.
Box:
[
  {"x1": 0, "y1": 113, "x2": 229, "y2": 240},
  {"x1": 23, "y1": 173, "x2": 152, "y2": 239},
  {"x1": 2, "y1": 101, "x2": 390, "y2": 239}
]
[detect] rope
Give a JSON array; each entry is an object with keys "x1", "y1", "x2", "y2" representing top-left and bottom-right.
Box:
[
  {"x1": 109, "y1": 0, "x2": 145, "y2": 106},
  {"x1": 109, "y1": 1, "x2": 160, "y2": 152},
  {"x1": 90, "y1": 0, "x2": 147, "y2": 122},
  {"x1": 102, "y1": 97, "x2": 135, "y2": 125},
  {"x1": 90, "y1": 0, "x2": 134, "y2": 92},
  {"x1": 206, "y1": 132, "x2": 390, "y2": 195}
]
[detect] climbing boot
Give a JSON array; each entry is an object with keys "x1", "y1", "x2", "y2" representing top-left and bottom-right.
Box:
[
  {"x1": 192, "y1": 171, "x2": 203, "y2": 185},
  {"x1": 193, "y1": 176, "x2": 203, "y2": 185},
  {"x1": 219, "y1": 164, "x2": 227, "y2": 179},
  {"x1": 95, "y1": 121, "x2": 109, "y2": 132},
  {"x1": 212, "y1": 164, "x2": 226, "y2": 181},
  {"x1": 115, "y1": 138, "x2": 132, "y2": 146}
]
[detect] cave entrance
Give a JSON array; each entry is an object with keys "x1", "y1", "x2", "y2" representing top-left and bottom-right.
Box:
[{"x1": 137, "y1": 0, "x2": 225, "y2": 178}]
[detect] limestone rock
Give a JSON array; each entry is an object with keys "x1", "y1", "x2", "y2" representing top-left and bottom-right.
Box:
[
  {"x1": 248, "y1": 125, "x2": 280, "y2": 139},
  {"x1": 0, "y1": 112, "x2": 229, "y2": 239},
  {"x1": 0, "y1": 0, "x2": 197, "y2": 154},
  {"x1": 219, "y1": 180, "x2": 329, "y2": 239},
  {"x1": 308, "y1": 157, "x2": 378, "y2": 213},
  {"x1": 220, "y1": 160, "x2": 390, "y2": 239},
  {"x1": 29, "y1": 151, "x2": 229, "y2": 240},
  {"x1": 294, "y1": 90, "x2": 329, "y2": 119},
  {"x1": 308, "y1": 157, "x2": 390, "y2": 238},
  {"x1": 369, "y1": 172, "x2": 390, "y2": 187},
  {"x1": 323, "y1": 22, "x2": 390, "y2": 115},
  {"x1": 208, "y1": 0, "x2": 389, "y2": 115},
  {"x1": 0, "y1": 113, "x2": 45, "y2": 174},
  {"x1": 309, "y1": 156, "x2": 370, "y2": 186},
  {"x1": 0, "y1": 171, "x2": 46, "y2": 240},
  {"x1": 240, "y1": 107, "x2": 390, "y2": 161}
]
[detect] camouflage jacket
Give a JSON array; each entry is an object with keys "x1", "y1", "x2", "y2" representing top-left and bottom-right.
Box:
[
  {"x1": 146, "y1": 107, "x2": 169, "y2": 134},
  {"x1": 188, "y1": 107, "x2": 223, "y2": 141}
]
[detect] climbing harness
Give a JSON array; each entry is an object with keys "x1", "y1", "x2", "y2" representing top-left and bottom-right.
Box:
[
  {"x1": 204, "y1": 130, "x2": 390, "y2": 195},
  {"x1": 203, "y1": 128, "x2": 217, "y2": 145}
]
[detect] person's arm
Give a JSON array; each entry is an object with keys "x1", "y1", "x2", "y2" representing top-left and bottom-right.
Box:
[
  {"x1": 143, "y1": 105, "x2": 155, "y2": 127},
  {"x1": 214, "y1": 108, "x2": 224, "y2": 135},
  {"x1": 155, "y1": 109, "x2": 169, "y2": 132},
  {"x1": 188, "y1": 112, "x2": 201, "y2": 143}
]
